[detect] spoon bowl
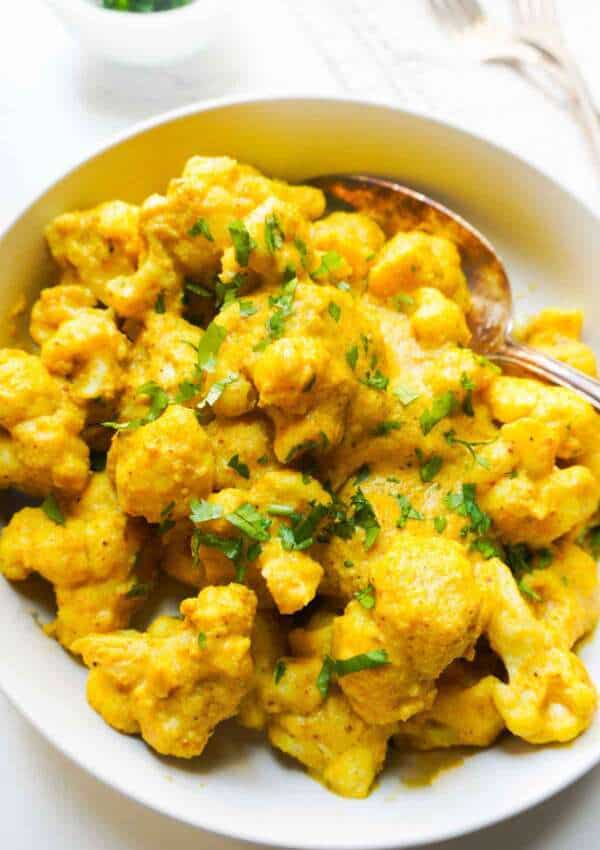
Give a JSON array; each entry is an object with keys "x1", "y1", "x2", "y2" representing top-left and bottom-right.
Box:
[{"x1": 312, "y1": 173, "x2": 600, "y2": 409}]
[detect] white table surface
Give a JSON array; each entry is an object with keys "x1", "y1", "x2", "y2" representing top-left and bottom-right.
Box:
[{"x1": 1, "y1": 1, "x2": 599, "y2": 848}]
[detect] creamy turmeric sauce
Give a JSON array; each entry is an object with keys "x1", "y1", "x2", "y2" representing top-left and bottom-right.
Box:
[{"x1": 1, "y1": 156, "x2": 599, "y2": 798}]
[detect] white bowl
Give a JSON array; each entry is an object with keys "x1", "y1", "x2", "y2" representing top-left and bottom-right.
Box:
[
  {"x1": 45, "y1": 0, "x2": 220, "y2": 66},
  {"x1": 1, "y1": 95, "x2": 599, "y2": 849}
]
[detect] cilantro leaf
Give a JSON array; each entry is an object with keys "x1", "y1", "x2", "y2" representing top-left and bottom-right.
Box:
[
  {"x1": 188, "y1": 218, "x2": 214, "y2": 241},
  {"x1": 184, "y1": 279, "x2": 213, "y2": 298},
  {"x1": 518, "y1": 576, "x2": 541, "y2": 602},
  {"x1": 41, "y1": 493, "x2": 65, "y2": 526},
  {"x1": 420, "y1": 391, "x2": 457, "y2": 435},
  {"x1": 393, "y1": 384, "x2": 420, "y2": 406},
  {"x1": 274, "y1": 659, "x2": 286, "y2": 684},
  {"x1": 328, "y1": 301, "x2": 341, "y2": 322},
  {"x1": 278, "y1": 502, "x2": 330, "y2": 551},
  {"x1": 198, "y1": 631, "x2": 207, "y2": 648},
  {"x1": 415, "y1": 449, "x2": 443, "y2": 483},
  {"x1": 264, "y1": 214, "x2": 285, "y2": 253},
  {"x1": 313, "y1": 251, "x2": 343, "y2": 279},
  {"x1": 346, "y1": 345, "x2": 359, "y2": 370},
  {"x1": 192, "y1": 530, "x2": 243, "y2": 562},
  {"x1": 433, "y1": 515, "x2": 447, "y2": 534},
  {"x1": 361, "y1": 369, "x2": 389, "y2": 391},
  {"x1": 198, "y1": 372, "x2": 239, "y2": 409},
  {"x1": 154, "y1": 291, "x2": 166, "y2": 313},
  {"x1": 190, "y1": 499, "x2": 223, "y2": 524},
  {"x1": 226, "y1": 503, "x2": 271, "y2": 541},
  {"x1": 444, "y1": 429, "x2": 495, "y2": 469},
  {"x1": 444, "y1": 483, "x2": 491, "y2": 536},
  {"x1": 196, "y1": 321, "x2": 227, "y2": 374},
  {"x1": 239, "y1": 300, "x2": 257, "y2": 317},
  {"x1": 371, "y1": 420, "x2": 402, "y2": 437},
  {"x1": 228, "y1": 220, "x2": 256, "y2": 266},
  {"x1": 294, "y1": 237, "x2": 310, "y2": 270},
  {"x1": 353, "y1": 464, "x2": 371, "y2": 485},
  {"x1": 175, "y1": 381, "x2": 199, "y2": 403},
  {"x1": 228, "y1": 454, "x2": 250, "y2": 479},
  {"x1": 471, "y1": 537, "x2": 503, "y2": 559},
  {"x1": 125, "y1": 581, "x2": 150, "y2": 599},
  {"x1": 103, "y1": 381, "x2": 169, "y2": 431},
  {"x1": 351, "y1": 488, "x2": 380, "y2": 549},
  {"x1": 396, "y1": 494, "x2": 424, "y2": 528},
  {"x1": 334, "y1": 649, "x2": 390, "y2": 677},
  {"x1": 354, "y1": 583, "x2": 376, "y2": 610},
  {"x1": 317, "y1": 655, "x2": 335, "y2": 698}
]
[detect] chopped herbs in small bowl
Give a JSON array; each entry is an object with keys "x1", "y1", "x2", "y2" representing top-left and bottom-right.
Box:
[
  {"x1": 101, "y1": 0, "x2": 193, "y2": 11},
  {"x1": 45, "y1": 0, "x2": 218, "y2": 65}
]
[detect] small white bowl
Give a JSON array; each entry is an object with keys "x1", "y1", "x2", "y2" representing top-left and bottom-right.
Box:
[{"x1": 45, "y1": 0, "x2": 220, "y2": 66}]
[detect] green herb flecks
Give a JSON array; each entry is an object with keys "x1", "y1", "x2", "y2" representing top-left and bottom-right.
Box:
[
  {"x1": 444, "y1": 483, "x2": 491, "y2": 537},
  {"x1": 264, "y1": 214, "x2": 285, "y2": 254},
  {"x1": 346, "y1": 345, "x2": 359, "y2": 370},
  {"x1": 274, "y1": 659, "x2": 286, "y2": 684},
  {"x1": 197, "y1": 372, "x2": 239, "y2": 410},
  {"x1": 328, "y1": 301, "x2": 341, "y2": 322},
  {"x1": 415, "y1": 448, "x2": 443, "y2": 483},
  {"x1": 41, "y1": 493, "x2": 65, "y2": 526},
  {"x1": 393, "y1": 384, "x2": 420, "y2": 406},
  {"x1": 190, "y1": 499, "x2": 223, "y2": 524},
  {"x1": 154, "y1": 291, "x2": 166, "y2": 313},
  {"x1": 312, "y1": 251, "x2": 343, "y2": 279},
  {"x1": 354, "y1": 583, "x2": 376, "y2": 610},
  {"x1": 188, "y1": 218, "x2": 214, "y2": 241},
  {"x1": 351, "y1": 488, "x2": 380, "y2": 549},
  {"x1": 228, "y1": 220, "x2": 256, "y2": 266},
  {"x1": 396, "y1": 494, "x2": 424, "y2": 528},
  {"x1": 444, "y1": 429, "x2": 495, "y2": 469},
  {"x1": 420, "y1": 391, "x2": 457, "y2": 435},
  {"x1": 103, "y1": 382, "x2": 169, "y2": 431},
  {"x1": 228, "y1": 454, "x2": 250, "y2": 480},
  {"x1": 371, "y1": 420, "x2": 402, "y2": 437},
  {"x1": 334, "y1": 649, "x2": 390, "y2": 677}
]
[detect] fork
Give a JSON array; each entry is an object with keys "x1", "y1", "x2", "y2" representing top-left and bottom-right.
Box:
[
  {"x1": 428, "y1": 0, "x2": 594, "y2": 112},
  {"x1": 513, "y1": 0, "x2": 600, "y2": 175}
]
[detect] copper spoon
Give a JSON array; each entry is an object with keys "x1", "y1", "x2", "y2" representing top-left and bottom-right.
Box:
[{"x1": 310, "y1": 174, "x2": 600, "y2": 410}]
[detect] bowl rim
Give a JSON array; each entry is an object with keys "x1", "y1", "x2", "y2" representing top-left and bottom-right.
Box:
[
  {"x1": 45, "y1": 0, "x2": 213, "y2": 26},
  {"x1": 1, "y1": 92, "x2": 599, "y2": 849}
]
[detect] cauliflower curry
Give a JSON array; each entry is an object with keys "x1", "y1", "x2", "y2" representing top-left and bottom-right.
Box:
[{"x1": 1, "y1": 156, "x2": 599, "y2": 798}]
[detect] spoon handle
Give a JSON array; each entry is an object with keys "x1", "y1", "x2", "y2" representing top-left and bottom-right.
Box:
[{"x1": 492, "y1": 337, "x2": 600, "y2": 410}]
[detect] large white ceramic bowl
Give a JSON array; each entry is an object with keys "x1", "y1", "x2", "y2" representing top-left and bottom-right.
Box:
[{"x1": 1, "y1": 96, "x2": 599, "y2": 850}]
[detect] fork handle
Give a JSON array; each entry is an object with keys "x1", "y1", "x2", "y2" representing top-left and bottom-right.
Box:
[
  {"x1": 490, "y1": 337, "x2": 600, "y2": 410},
  {"x1": 562, "y1": 48, "x2": 600, "y2": 177}
]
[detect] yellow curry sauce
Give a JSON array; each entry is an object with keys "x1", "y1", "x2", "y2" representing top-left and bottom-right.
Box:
[{"x1": 1, "y1": 155, "x2": 599, "y2": 798}]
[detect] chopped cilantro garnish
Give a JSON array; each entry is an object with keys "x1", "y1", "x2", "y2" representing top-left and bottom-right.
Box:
[
  {"x1": 154, "y1": 291, "x2": 166, "y2": 313},
  {"x1": 396, "y1": 494, "x2": 424, "y2": 528},
  {"x1": 239, "y1": 300, "x2": 257, "y2": 317},
  {"x1": 226, "y1": 503, "x2": 271, "y2": 541},
  {"x1": 190, "y1": 499, "x2": 223, "y2": 524},
  {"x1": 274, "y1": 659, "x2": 286, "y2": 684},
  {"x1": 346, "y1": 345, "x2": 359, "y2": 371},
  {"x1": 317, "y1": 655, "x2": 335, "y2": 698},
  {"x1": 246, "y1": 542, "x2": 262, "y2": 562},
  {"x1": 294, "y1": 237, "x2": 310, "y2": 270},
  {"x1": 391, "y1": 293, "x2": 414, "y2": 310},
  {"x1": 394, "y1": 385, "x2": 420, "y2": 406},
  {"x1": 328, "y1": 301, "x2": 341, "y2": 322},
  {"x1": 125, "y1": 581, "x2": 150, "y2": 599},
  {"x1": 264, "y1": 214, "x2": 285, "y2": 253},
  {"x1": 444, "y1": 429, "x2": 494, "y2": 469},
  {"x1": 228, "y1": 220, "x2": 256, "y2": 266},
  {"x1": 518, "y1": 576, "x2": 541, "y2": 602},
  {"x1": 505, "y1": 543, "x2": 553, "y2": 578},
  {"x1": 344, "y1": 559, "x2": 354, "y2": 568},
  {"x1": 198, "y1": 372, "x2": 239, "y2": 409},
  {"x1": 257, "y1": 454, "x2": 269, "y2": 466},
  {"x1": 354, "y1": 583, "x2": 376, "y2": 610},
  {"x1": 103, "y1": 382, "x2": 169, "y2": 431},
  {"x1": 41, "y1": 493, "x2": 65, "y2": 526},
  {"x1": 471, "y1": 537, "x2": 503, "y2": 559},
  {"x1": 284, "y1": 431, "x2": 329, "y2": 462},
  {"x1": 420, "y1": 391, "x2": 457, "y2": 435},
  {"x1": 334, "y1": 649, "x2": 390, "y2": 677},
  {"x1": 461, "y1": 372, "x2": 475, "y2": 417},
  {"x1": 433, "y1": 515, "x2": 447, "y2": 534},
  {"x1": 198, "y1": 632, "x2": 207, "y2": 648},
  {"x1": 279, "y1": 502, "x2": 330, "y2": 551},
  {"x1": 184, "y1": 279, "x2": 213, "y2": 299},
  {"x1": 313, "y1": 251, "x2": 343, "y2": 279},
  {"x1": 267, "y1": 503, "x2": 298, "y2": 518},
  {"x1": 157, "y1": 501, "x2": 176, "y2": 535},
  {"x1": 175, "y1": 381, "x2": 199, "y2": 403},
  {"x1": 444, "y1": 483, "x2": 491, "y2": 536},
  {"x1": 192, "y1": 530, "x2": 243, "y2": 562},
  {"x1": 361, "y1": 369, "x2": 389, "y2": 391},
  {"x1": 188, "y1": 218, "x2": 214, "y2": 241},
  {"x1": 371, "y1": 420, "x2": 402, "y2": 437},
  {"x1": 353, "y1": 464, "x2": 371, "y2": 485},
  {"x1": 228, "y1": 454, "x2": 250, "y2": 479},
  {"x1": 254, "y1": 278, "x2": 297, "y2": 351},
  {"x1": 195, "y1": 321, "x2": 227, "y2": 375},
  {"x1": 351, "y1": 488, "x2": 380, "y2": 549},
  {"x1": 415, "y1": 448, "x2": 443, "y2": 483}
]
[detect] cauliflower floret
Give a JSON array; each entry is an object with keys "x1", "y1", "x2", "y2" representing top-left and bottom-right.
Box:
[
  {"x1": 208, "y1": 281, "x2": 389, "y2": 461},
  {"x1": 108, "y1": 404, "x2": 215, "y2": 523},
  {"x1": 119, "y1": 312, "x2": 202, "y2": 420},
  {"x1": 0, "y1": 349, "x2": 89, "y2": 495},
  {"x1": 332, "y1": 534, "x2": 483, "y2": 725},
  {"x1": 30, "y1": 284, "x2": 97, "y2": 345},
  {"x1": 45, "y1": 201, "x2": 142, "y2": 306},
  {"x1": 73, "y1": 584, "x2": 257, "y2": 758},
  {"x1": 409, "y1": 287, "x2": 471, "y2": 348},
  {"x1": 485, "y1": 376, "x2": 600, "y2": 460},
  {"x1": 518, "y1": 308, "x2": 597, "y2": 376},
  {"x1": 40, "y1": 308, "x2": 129, "y2": 405},
  {"x1": 481, "y1": 465, "x2": 599, "y2": 546},
  {"x1": 476, "y1": 557, "x2": 597, "y2": 743},
  {"x1": 220, "y1": 197, "x2": 317, "y2": 287},
  {"x1": 0, "y1": 472, "x2": 152, "y2": 649},
  {"x1": 310, "y1": 212, "x2": 386, "y2": 288},
  {"x1": 368, "y1": 231, "x2": 470, "y2": 312},
  {"x1": 187, "y1": 470, "x2": 330, "y2": 614},
  {"x1": 205, "y1": 415, "x2": 279, "y2": 489},
  {"x1": 520, "y1": 542, "x2": 600, "y2": 650},
  {"x1": 394, "y1": 654, "x2": 505, "y2": 750}
]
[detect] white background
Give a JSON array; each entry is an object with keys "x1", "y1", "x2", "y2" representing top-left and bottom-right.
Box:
[{"x1": 1, "y1": 1, "x2": 599, "y2": 847}]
